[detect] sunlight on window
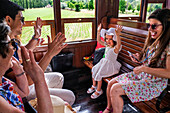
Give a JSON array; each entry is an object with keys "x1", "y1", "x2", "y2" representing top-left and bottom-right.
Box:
[
  {"x1": 64, "y1": 22, "x2": 92, "y2": 42},
  {"x1": 61, "y1": 0, "x2": 95, "y2": 18},
  {"x1": 119, "y1": 0, "x2": 141, "y2": 17},
  {"x1": 21, "y1": 25, "x2": 51, "y2": 45},
  {"x1": 146, "y1": 3, "x2": 162, "y2": 23}
]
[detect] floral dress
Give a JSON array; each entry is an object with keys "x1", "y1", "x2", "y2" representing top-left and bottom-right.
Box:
[
  {"x1": 115, "y1": 42, "x2": 170, "y2": 103},
  {"x1": 0, "y1": 77, "x2": 24, "y2": 111}
]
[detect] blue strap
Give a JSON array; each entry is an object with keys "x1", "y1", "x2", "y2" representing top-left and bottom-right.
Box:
[{"x1": 13, "y1": 42, "x2": 19, "y2": 60}]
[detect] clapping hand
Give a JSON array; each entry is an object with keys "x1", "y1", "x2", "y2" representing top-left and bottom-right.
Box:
[
  {"x1": 21, "y1": 46, "x2": 44, "y2": 83},
  {"x1": 47, "y1": 32, "x2": 68, "y2": 57},
  {"x1": 34, "y1": 17, "x2": 42, "y2": 39},
  {"x1": 11, "y1": 56, "x2": 24, "y2": 76}
]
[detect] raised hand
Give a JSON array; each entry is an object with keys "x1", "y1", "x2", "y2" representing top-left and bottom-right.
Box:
[
  {"x1": 115, "y1": 25, "x2": 123, "y2": 35},
  {"x1": 34, "y1": 17, "x2": 42, "y2": 39},
  {"x1": 21, "y1": 46, "x2": 44, "y2": 83},
  {"x1": 47, "y1": 32, "x2": 68, "y2": 57},
  {"x1": 11, "y1": 56, "x2": 24, "y2": 76},
  {"x1": 97, "y1": 23, "x2": 102, "y2": 32}
]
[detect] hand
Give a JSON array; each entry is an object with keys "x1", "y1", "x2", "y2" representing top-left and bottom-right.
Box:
[
  {"x1": 97, "y1": 23, "x2": 102, "y2": 32},
  {"x1": 34, "y1": 17, "x2": 42, "y2": 39},
  {"x1": 115, "y1": 25, "x2": 123, "y2": 35},
  {"x1": 129, "y1": 53, "x2": 140, "y2": 63},
  {"x1": 21, "y1": 46, "x2": 44, "y2": 83},
  {"x1": 47, "y1": 32, "x2": 68, "y2": 57},
  {"x1": 133, "y1": 65, "x2": 146, "y2": 75},
  {"x1": 11, "y1": 56, "x2": 24, "y2": 75}
]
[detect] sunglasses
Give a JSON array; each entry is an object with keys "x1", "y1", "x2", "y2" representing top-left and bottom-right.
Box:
[
  {"x1": 146, "y1": 23, "x2": 162, "y2": 30},
  {"x1": 0, "y1": 39, "x2": 21, "y2": 49},
  {"x1": 20, "y1": 17, "x2": 25, "y2": 23}
]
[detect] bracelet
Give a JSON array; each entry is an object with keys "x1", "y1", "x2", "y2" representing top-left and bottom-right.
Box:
[
  {"x1": 16, "y1": 72, "x2": 25, "y2": 77},
  {"x1": 32, "y1": 35, "x2": 39, "y2": 41}
]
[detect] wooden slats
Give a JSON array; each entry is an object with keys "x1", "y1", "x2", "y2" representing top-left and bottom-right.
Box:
[
  {"x1": 121, "y1": 36, "x2": 144, "y2": 48},
  {"x1": 122, "y1": 45, "x2": 141, "y2": 53},
  {"x1": 120, "y1": 32, "x2": 146, "y2": 43},
  {"x1": 121, "y1": 41, "x2": 143, "y2": 51}
]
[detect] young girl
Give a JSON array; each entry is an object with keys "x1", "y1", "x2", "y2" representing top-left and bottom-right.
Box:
[{"x1": 87, "y1": 24, "x2": 123, "y2": 99}]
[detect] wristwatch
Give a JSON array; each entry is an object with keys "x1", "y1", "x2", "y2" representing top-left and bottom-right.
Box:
[{"x1": 32, "y1": 35, "x2": 39, "y2": 41}]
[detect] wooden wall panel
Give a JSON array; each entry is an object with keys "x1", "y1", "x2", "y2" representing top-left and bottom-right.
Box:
[{"x1": 97, "y1": 0, "x2": 119, "y2": 25}]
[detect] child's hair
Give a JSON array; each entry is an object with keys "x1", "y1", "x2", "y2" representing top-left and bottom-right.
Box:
[
  {"x1": 0, "y1": 22, "x2": 11, "y2": 58},
  {"x1": 100, "y1": 12, "x2": 113, "y2": 30}
]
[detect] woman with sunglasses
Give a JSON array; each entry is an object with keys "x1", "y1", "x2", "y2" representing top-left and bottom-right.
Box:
[
  {"x1": 0, "y1": 22, "x2": 53, "y2": 113},
  {"x1": 101, "y1": 8, "x2": 170, "y2": 113}
]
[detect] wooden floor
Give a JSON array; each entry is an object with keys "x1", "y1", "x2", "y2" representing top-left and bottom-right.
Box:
[
  {"x1": 70, "y1": 81, "x2": 143, "y2": 113},
  {"x1": 62, "y1": 67, "x2": 142, "y2": 113}
]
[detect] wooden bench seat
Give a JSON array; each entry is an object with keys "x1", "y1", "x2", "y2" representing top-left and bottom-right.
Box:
[{"x1": 83, "y1": 18, "x2": 170, "y2": 113}]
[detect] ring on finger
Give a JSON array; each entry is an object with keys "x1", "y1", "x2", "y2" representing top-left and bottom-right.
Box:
[{"x1": 26, "y1": 59, "x2": 30, "y2": 62}]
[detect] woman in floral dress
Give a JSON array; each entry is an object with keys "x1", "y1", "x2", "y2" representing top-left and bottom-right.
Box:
[{"x1": 102, "y1": 8, "x2": 170, "y2": 113}]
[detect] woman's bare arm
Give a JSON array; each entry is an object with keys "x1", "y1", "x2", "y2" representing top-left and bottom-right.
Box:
[
  {"x1": 133, "y1": 55, "x2": 170, "y2": 78},
  {"x1": 0, "y1": 96, "x2": 24, "y2": 113},
  {"x1": 21, "y1": 46, "x2": 53, "y2": 113}
]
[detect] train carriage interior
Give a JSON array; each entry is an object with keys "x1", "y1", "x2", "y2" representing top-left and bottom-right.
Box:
[{"x1": 2, "y1": 0, "x2": 170, "y2": 113}]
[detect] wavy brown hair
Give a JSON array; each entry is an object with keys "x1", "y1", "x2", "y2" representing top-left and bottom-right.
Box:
[
  {"x1": 140, "y1": 8, "x2": 170, "y2": 68},
  {"x1": 0, "y1": 22, "x2": 11, "y2": 58}
]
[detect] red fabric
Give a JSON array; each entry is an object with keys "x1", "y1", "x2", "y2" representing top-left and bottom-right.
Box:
[{"x1": 95, "y1": 37, "x2": 105, "y2": 50}]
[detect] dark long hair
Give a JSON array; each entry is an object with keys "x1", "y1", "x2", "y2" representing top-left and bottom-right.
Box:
[{"x1": 140, "y1": 9, "x2": 170, "y2": 68}]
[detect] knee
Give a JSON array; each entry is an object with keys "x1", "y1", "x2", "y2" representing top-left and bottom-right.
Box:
[
  {"x1": 110, "y1": 84, "x2": 120, "y2": 97},
  {"x1": 52, "y1": 72, "x2": 64, "y2": 82},
  {"x1": 67, "y1": 90, "x2": 76, "y2": 105},
  {"x1": 107, "y1": 79, "x2": 116, "y2": 89}
]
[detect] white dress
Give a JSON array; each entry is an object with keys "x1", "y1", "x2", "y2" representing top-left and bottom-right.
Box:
[{"x1": 92, "y1": 46, "x2": 121, "y2": 81}]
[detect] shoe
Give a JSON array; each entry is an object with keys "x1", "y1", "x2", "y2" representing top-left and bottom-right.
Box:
[
  {"x1": 87, "y1": 85, "x2": 97, "y2": 94},
  {"x1": 91, "y1": 89, "x2": 103, "y2": 99},
  {"x1": 99, "y1": 107, "x2": 113, "y2": 113}
]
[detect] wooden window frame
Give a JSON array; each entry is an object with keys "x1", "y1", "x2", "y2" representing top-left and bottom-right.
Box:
[{"x1": 53, "y1": 0, "x2": 96, "y2": 41}]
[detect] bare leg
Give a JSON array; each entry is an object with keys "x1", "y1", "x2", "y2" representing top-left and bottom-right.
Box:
[
  {"x1": 110, "y1": 83, "x2": 125, "y2": 113},
  {"x1": 92, "y1": 78, "x2": 96, "y2": 87},
  {"x1": 103, "y1": 78, "x2": 118, "y2": 113},
  {"x1": 94, "y1": 80, "x2": 102, "y2": 95}
]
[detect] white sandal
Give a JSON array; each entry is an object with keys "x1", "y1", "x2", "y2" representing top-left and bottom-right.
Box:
[
  {"x1": 91, "y1": 89, "x2": 103, "y2": 99},
  {"x1": 87, "y1": 85, "x2": 97, "y2": 94}
]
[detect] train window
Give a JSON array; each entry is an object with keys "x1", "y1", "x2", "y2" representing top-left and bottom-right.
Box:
[
  {"x1": 60, "y1": 0, "x2": 95, "y2": 18},
  {"x1": 60, "y1": 0, "x2": 96, "y2": 42},
  {"x1": 146, "y1": 3, "x2": 163, "y2": 22},
  {"x1": 64, "y1": 22, "x2": 92, "y2": 42},
  {"x1": 21, "y1": 25, "x2": 51, "y2": 45},
  {"x1": 119, "y1": 0, "x2": 141, "y2": 17}
]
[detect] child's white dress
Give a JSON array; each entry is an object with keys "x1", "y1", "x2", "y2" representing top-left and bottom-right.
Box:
[{"x1": 92, "y1": 46, "x2": 121, "y2": 81}]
